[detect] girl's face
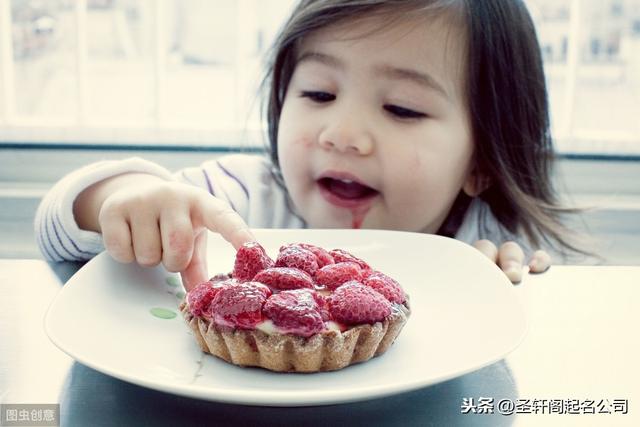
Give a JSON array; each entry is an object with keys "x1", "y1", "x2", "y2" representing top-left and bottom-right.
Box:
[{"x1": 278, "y1": 13, "x2": 475, "y2": 232}]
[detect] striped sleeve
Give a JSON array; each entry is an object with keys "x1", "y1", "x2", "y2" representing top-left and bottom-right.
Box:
[
  {"x1": 34, "y1": 157, "x2": 174, "y2": 262},
  {"x1": 178, "y1": 157, "x2": 249, "y2": 220},
  {"x1": 178, "y1": 154, "x2": 304, "y2": 228}
]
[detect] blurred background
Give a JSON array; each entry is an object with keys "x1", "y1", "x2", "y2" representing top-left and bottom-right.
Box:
[
  {"x1": 1, "y1": 0, "x2": 295, "y2": 142},
  {"x1": 0, "y1": 0, "x2": 639, "y2": 261}
]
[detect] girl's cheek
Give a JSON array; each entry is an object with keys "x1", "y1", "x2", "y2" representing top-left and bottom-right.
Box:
[
  {"x1": 283, "y1": 126, "x2": 315, "y2": 151},
  {"x1": 299, "y1": 137, "x2": 315, "y2": 149}
]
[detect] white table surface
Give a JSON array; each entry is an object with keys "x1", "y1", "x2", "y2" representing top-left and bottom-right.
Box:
[
  {"x1": 509, "y1": 266, "x2": 638, "y2": 426},
  {"x1": 1, "y1": 260, "x2": 638, "y2": 426}
]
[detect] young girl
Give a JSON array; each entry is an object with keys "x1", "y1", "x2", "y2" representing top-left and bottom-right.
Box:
[{"x1": 35, "y1": 0, "x2": 578, "y2": 290}]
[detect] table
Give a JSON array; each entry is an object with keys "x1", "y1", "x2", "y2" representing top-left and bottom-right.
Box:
[{"x1": 1, "y1": 260, "x2": 637, "y2": 426}]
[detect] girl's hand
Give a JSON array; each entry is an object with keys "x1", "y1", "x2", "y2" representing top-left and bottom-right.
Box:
[
  {"x1": 472, "y1": 240, "x2": 551, "y2": 284},
  {"x1": 94, "y1": 178, "x2": 254, "y2": 291}
]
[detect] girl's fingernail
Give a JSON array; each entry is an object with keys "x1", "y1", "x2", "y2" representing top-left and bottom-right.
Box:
[
  {"x1": 529, "y1": 259, "x2": 538, "y2": 271},
  {"x1": 505, "y1": 265, "x2": 522, "y2": 283}
]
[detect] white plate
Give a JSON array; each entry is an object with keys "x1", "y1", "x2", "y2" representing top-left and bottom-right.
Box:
[{"x1": 45, "y1": 229, "x2": 526, "y2": 406}]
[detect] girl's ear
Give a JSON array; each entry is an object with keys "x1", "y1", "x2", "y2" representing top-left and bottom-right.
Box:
[{"x1": 463, "y1": 168, "x2": 491, "y2": 197}]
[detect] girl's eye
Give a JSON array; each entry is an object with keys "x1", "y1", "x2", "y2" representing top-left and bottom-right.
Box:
[
  {"x1": 384, "y1": 104, "x2": 427, "y2": 119},
  {"x1": 300, "y1": 91, "x2": 335, "y2": 103}
]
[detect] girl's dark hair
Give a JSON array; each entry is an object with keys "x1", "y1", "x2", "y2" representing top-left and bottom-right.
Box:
[{"x1": 262, "y1": 0, "x2": 586, "y2": 256}]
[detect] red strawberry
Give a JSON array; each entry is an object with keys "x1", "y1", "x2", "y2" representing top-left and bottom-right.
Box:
[
  {"x1": 209, "y1": 282, "x2": 271, "y2": 329},
  {"x1": 315, "y1": 262, "x2": 363, "y2": 290},
  {"x1": 233, "y1": 242, "x2": 274, "y2": 282},
  {"x1": 281, "y1": 243, "x2": 335, "y2": 268},
  {"x1": 328, "y1": 281, "x2": 391, "y2": 325},
  {"x1": 263, "y1": 289, "x2": 325, "y2": 337},
  {"x1": 275, "y1": 246, "x2": 319, "y2": 276},
  {"x1": 363, "y1": 271, "x2": 406, "y2": 304},
  {"x1": 314, "y1": 292, "x2": 331, "y2": 321},
  {"x1": 329, "y1": 249, "x2": 370, "y2": 271},
  {"x1": 187, "y1": 281, "x2": 221, "y2": 316},
  {"x1": 253, "y1": 267, "x2": 314, "y2": 291}
]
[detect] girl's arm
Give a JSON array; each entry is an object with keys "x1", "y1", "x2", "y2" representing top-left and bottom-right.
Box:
[
  {"x1": 35, "y1": 154, "x2": 302, "y2": 289},
  {"x1": 34, "y1": 157, "x2": 255, "y2": 290},
  {"x1": 35, "y1": 157, "x2": 175, "y2": 262}
]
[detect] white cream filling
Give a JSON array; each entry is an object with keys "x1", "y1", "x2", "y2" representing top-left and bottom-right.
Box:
[
  {"x1": 256, "y1": 319, "x2": 278, "y2": 334},
  {"x1": 325, "y1": 321, "x2": 342, "y2": 332},
  {"x1": 255, "y1": 319, "x2": 343, "y2": 335}
]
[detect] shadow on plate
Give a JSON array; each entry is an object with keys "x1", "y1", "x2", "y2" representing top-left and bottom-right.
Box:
[{"x1": 60, "y1": 361, "x2": 517, "y2": 427}]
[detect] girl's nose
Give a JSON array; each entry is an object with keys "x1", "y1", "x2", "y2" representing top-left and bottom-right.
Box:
[{"x1": 318, "y1": 120, "x2": 374, "y2": 156}]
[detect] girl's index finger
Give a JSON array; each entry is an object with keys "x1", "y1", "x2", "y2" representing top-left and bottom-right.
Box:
[
  {"x1": 197, "y1": 194, "x2": 255, "y2": 250},
  {"x1": 180, "y1": 230, "x2": 208, "y2": 292},
  {"x1": 498, "y1": 241, "x2": 525, "y2": 284}
]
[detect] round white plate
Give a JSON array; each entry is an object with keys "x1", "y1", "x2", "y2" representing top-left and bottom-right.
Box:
[{"x1": 45, "y1": 229, "x2": 527, "y2": 406}]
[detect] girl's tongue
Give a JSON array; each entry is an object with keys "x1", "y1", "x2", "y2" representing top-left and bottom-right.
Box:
[{"x1": 319, "y1": 177, "x2": 378, "y2": 200}]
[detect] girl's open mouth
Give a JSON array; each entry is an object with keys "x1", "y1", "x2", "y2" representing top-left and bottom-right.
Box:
[{"x1": 317, "y1": 176, "x2": 379, "y2": 208}]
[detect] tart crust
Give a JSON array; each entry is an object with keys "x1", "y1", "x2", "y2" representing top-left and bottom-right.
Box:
[{"x1": 180, "y1": 302, "x2": 410, "y2": 373}]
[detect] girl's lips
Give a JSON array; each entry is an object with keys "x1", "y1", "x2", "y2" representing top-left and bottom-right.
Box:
[{"x1": 316, "y1": 174, "x2": 379, "y2": 209}]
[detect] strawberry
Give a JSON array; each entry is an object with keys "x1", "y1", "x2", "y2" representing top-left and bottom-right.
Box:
[
  {"x1": 187, "y1": 281, "x2": 221, "y2": 316},
  {"x1": 314, "y1": 292, "x2": 331, "y2": 321},
  {"x1": 253, "y1": 267, "x2": 314, "y2": 291},
  {"x1": 209, "y1": 282, "x2": 271, "y2": 329},
  {"x1": 329, "y1": 249, "x2": 370, "y2": 271},
  {"x1": 314, "y1": 262, "x2": 363, "y2": 290},
  {"x1": 263, "y1": 289, "x2": 325, "y2": 337},
  {"x1": 275, "y1": 245, "x2": 319, "y2": 276},
  {"x1": 328, "y1": 281, "x2": 391, "y2": 325},
  {"x1": 232, "y1": 242, "x2": 274, "y2": 282},
  {"x1": 281, "y1": 243, "x2": 335, "y2": 268},
  {"x1": 363, "y1": 271, "x2": 406, "y2": 304}
]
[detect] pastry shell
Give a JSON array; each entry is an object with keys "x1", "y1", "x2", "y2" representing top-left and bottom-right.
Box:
[{"x1": 179, "y1": 302, "x2": 410, "y2": 373}]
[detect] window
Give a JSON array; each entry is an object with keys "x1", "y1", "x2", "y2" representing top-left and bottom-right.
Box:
[
  {"x1": 0, "y1": 0, "x2": 297, "y2": 147},
  {"x1": 528, "y1": 0, "x2": 640, "y2": 155},
  {"x1": 0, "y1": 0, "x2": 639, "y2": 154}
]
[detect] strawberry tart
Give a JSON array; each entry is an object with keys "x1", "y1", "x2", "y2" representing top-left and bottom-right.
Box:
[{"x1": 180, "y1": 242, "x2": 411, "y2": 372}]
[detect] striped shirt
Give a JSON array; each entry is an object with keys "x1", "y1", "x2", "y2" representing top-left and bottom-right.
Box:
[{"x1": 34, "y1": 154, "x2": 531, "y2": 262}]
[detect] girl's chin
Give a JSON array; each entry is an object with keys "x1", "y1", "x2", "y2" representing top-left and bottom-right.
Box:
[
  {"x1": 304, "y1": 216, "x2": 353, "y2": 229},
  {"x1": 294, "y1": 192, "x2": 380, "y2": 229},
  {"x1": 304, "y1": 210, "x2": 379, "y2": 230},
  {"x1": 302, "y1": 194, "x2": 379, "y2": 229}
]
